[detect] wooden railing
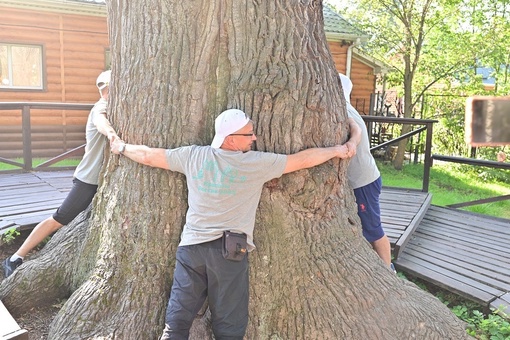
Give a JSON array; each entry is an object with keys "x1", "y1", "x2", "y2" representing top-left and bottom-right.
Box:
[
  {"x1": 361, "y1": 115, "x2": 437, "y2": 192},
  {"x1": 361, "y1": 115, "x2": 509, "y2": 207},
  {"x1": 432, "y1": 154, "x2": 510, "y2": 208},
  {"x1": 2, "y1": 104, "x2": 506, "y2": 206},
  {"x1": 0, "y1": 102, "x2": 92, "y2": 172}
]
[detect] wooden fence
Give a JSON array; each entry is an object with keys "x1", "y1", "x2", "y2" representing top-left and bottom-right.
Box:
[
  {"x1": 362, "y1": 115, "x2": 437, "y2": 192},
  {"x1": 0, "y1": 102, "x2": 92, "y2": 171}
]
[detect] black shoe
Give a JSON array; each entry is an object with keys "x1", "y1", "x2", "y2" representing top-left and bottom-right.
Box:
[
  {"x1": 3, "y1": 257, "x2": 23, "y2": 278},
  {"x1": 390, "y1": 263, "x2": 397, "y2": 274}
]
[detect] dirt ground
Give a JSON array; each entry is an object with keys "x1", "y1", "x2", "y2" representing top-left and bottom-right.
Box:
[{"x1": 1, "y1": 230, "x2": 59, "y2": 340}]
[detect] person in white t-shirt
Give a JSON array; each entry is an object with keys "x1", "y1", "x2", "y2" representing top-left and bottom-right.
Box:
[{"x1": 339, "y1": 73, "x2": 394, "y2": 273}]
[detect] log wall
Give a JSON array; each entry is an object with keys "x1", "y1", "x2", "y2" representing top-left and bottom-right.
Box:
[
  {"x1": 329, "y1": 41, "x2": 377, "y2": 115},
  {"x1": 0, "y1": 5, "x2": 109, "y2": 159}
]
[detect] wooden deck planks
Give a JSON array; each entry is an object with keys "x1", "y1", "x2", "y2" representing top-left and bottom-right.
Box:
[
  {"x1": 491, "y1": 293, "x2": 510, "y2": 315},
  {"x1": 407, "y1": 233, "x2": 510, "y2": 276},
  {"x1": 379, "y1": 186, "x2": 432, "y2": 259},
  {"x1": 0, "y1": 170, "x2": 73, "y2": 234},
  {"x1": 395, "y1": 257, "x2": 496, "y2": 305},
  {"x1": 395, "y1": 205, "x2": 510, "y2": 313},
  {"x1": 0, "y1": 300, "x2": 28, "y2": 340}
]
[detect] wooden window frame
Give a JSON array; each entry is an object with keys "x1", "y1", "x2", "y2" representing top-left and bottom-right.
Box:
[{"x1": 0, "y1": 42, "x2": 45, "y2": 92}]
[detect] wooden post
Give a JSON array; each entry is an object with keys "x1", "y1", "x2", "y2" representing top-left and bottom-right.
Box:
[
  {"x1": 21, "y1": 105, "x2": 32, "y2": 171},
  {"x1": 422, "y1": 122, "x2": 434, "y2": 192}
]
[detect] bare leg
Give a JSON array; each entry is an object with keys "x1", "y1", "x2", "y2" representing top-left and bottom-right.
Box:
[
  {"x1": 370, "y1": 235, "x2": 392, "y2": 266},
  {"x1": 15, "y1": 217, "x2": 63, "y2": 257}
]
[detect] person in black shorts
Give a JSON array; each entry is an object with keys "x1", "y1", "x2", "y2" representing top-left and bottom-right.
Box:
[{"x1": 3, "y1": 70, "x2": 119, "y2": 278}]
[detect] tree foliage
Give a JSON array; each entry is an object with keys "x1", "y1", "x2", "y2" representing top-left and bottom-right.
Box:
[{"x1": 331, "y1": 0, "x2": 510, "y2": 161}]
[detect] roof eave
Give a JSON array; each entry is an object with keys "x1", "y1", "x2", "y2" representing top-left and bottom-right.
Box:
[
  {"x1": 325, "y1": 32, "x2": 369, "y2": 43},
  {"x1": 0, "y1": 0, "x2": 106, "y2": 17},
  {"x1": 352, "y1": 48, "x2": 390, "y2": 74}
]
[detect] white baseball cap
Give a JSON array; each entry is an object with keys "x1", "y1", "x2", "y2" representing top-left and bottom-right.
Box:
[
  {"x1": 211, "y1": 109, "x2": 250, "y2": 148},
  {"x1": 339, "y1": 73, "x2": 353, "y2": 104},
  {"x1": 96, "y1": 70, "x2": 111, "y2": 90}
]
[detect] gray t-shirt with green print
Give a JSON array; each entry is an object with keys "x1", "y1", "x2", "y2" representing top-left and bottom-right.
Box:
[{"x1": 166, "y1": 145, "x2": 287, "y2": 251}]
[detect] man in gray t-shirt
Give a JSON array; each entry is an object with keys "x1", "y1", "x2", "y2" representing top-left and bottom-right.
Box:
[
  {"x1": 3, "y1": 70, "x2": 119, "y2": 278},
  {"x1": 111, "y1": 108, "x2": 353, "y2": 339}
]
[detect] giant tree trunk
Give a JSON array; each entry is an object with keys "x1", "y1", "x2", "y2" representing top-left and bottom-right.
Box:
[{"x1": 0, "y1": 1, "x2": 470, "y2": 339}]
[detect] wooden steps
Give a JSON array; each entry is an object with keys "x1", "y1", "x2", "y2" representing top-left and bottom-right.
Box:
[
  {"x1": 379, "y1": 186, "x2": 432, "y2": 259},
  {"x1": 0, "y1": 300, "x2": 28, "y2": 340}
]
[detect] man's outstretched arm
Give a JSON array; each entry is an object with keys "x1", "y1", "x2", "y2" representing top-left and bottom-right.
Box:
[
  {"x1": 111, "y1": 139, "x2": 170, "y2": 170},
  {"x1": 344, "y1": 117, "x2": 361, "y2": 157},
  {"x1": 94, "y1": 113, "x2": 119, "y2": 143},
  {"x1": 283, "y1": 144, "x2": 350, "y2": 174}
]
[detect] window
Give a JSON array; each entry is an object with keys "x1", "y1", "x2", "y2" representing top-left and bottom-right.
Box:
[{"x1": 0, "y1": 43, "x2": 43, "y2": 90}]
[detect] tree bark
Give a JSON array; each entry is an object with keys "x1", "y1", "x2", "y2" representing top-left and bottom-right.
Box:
[
  {"x1": 1, "y1": 1, "x2": 470, "y2": 339},
  {"x1": 0, "y1": 208, "x2": 94, "y2": 315}
]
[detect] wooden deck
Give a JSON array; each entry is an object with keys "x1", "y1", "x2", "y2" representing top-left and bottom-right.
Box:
[
  {"x1": 0, "y1": 170, "x2": 509, "y2": 316},
  {"x1": 0, "y1": 170, "x2": 73, "y2": 233},
  {"x1": 0, "y1": 300, "x2": 28, "y2": 340},
  {"x1": 394, "y1": 205, "x2": 510, "y2": 314}
]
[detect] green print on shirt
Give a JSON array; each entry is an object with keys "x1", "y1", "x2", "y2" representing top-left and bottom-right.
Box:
[{"x1": 193, "y1": 160, "x2": 247, "y2": 195}]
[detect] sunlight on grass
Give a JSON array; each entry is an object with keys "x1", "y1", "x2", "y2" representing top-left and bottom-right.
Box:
[
  {"x1": 377, "y1": 160, "x2": 510, "y2": 219},
  {"x1": 0, "y1": 158, "x2": 80, "y2": 171}
]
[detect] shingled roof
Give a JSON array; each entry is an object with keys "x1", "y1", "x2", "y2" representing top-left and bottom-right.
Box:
[{"x1": 323, "y1": 3, "x2": 369, "y2": 42}]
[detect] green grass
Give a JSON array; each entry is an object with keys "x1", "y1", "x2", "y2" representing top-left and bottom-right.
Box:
[
  {"x1": 377, "y1": 160, "x2": 510, "y2": 219},
  {"x1": 0, "y1": 158, "x2": 81, "y2": 171},
  {"x1": 401, "y1": 272, "x2": 510, "y2": 339}
]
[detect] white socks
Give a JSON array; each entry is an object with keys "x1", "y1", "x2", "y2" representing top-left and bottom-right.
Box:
[{"x1": 10, "y1": 254, "x2": 23, "y2": 262}]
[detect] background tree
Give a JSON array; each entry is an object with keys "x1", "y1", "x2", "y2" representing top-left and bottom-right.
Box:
[
  {"x1": 462, "y1": 0, "x2": 510, "y2": 94},
  {"x1": 332, "y1": 0, "x2": 510, "y2": 163},
  {"x1": 342, "y1": 0, "x2": 470, "y2": 168},
  {"x1": 1, "y1": 1, "x2": 470, "y2": 339},
  {"x1": 420, "y1": 0, "x2": 510, "y2": 161}
]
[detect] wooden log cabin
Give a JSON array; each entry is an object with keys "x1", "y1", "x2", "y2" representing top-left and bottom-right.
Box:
[
  {"x1": 0, "y1": 1, "x2": 384, "y2": 160},
  {"x1": 0, "y1": 0, "x2": 109, "y2": 159},
  {"x1": 323, "y1": 4, "x2": 387, "y2": 114}
]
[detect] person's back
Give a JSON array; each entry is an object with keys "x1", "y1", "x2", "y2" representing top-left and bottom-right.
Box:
[
  {"x1": 3, "y1": 70, "x2": 118, "y2": 278},
  {"x1": 166, "y1": 144, "x2": 286, "y2": 250},
  {"x1": 339, "y1": 73, "x2": 394, "y2": 271},
  {"x1": 74, "y1": 97, "x2": 109, "y2": 184},
  {"x1": 345, "y1": 104, "x2": 380, "y2": 189},
  {"x1": 110, "y1": 108, "x2": 352, "y2": 339}
]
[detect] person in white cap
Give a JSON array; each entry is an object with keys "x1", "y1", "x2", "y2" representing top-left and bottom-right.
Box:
[
  {"x1": 111, "y1": 108, "x2": 355, "y2": 339},
  {"x1": 3, "y1": 70, "x2": 119, "y2": 278},
  {"x1": 338, "y1": 73, "x2": 394, "y2": 273}
]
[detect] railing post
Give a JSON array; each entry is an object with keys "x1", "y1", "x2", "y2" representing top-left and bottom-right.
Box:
[
  {"x1": 422, "y1": 122, "x2": 434, "y2": 192},
  {"x1": 21, "y1": 105, "x2": 33, "y2": 171}
]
